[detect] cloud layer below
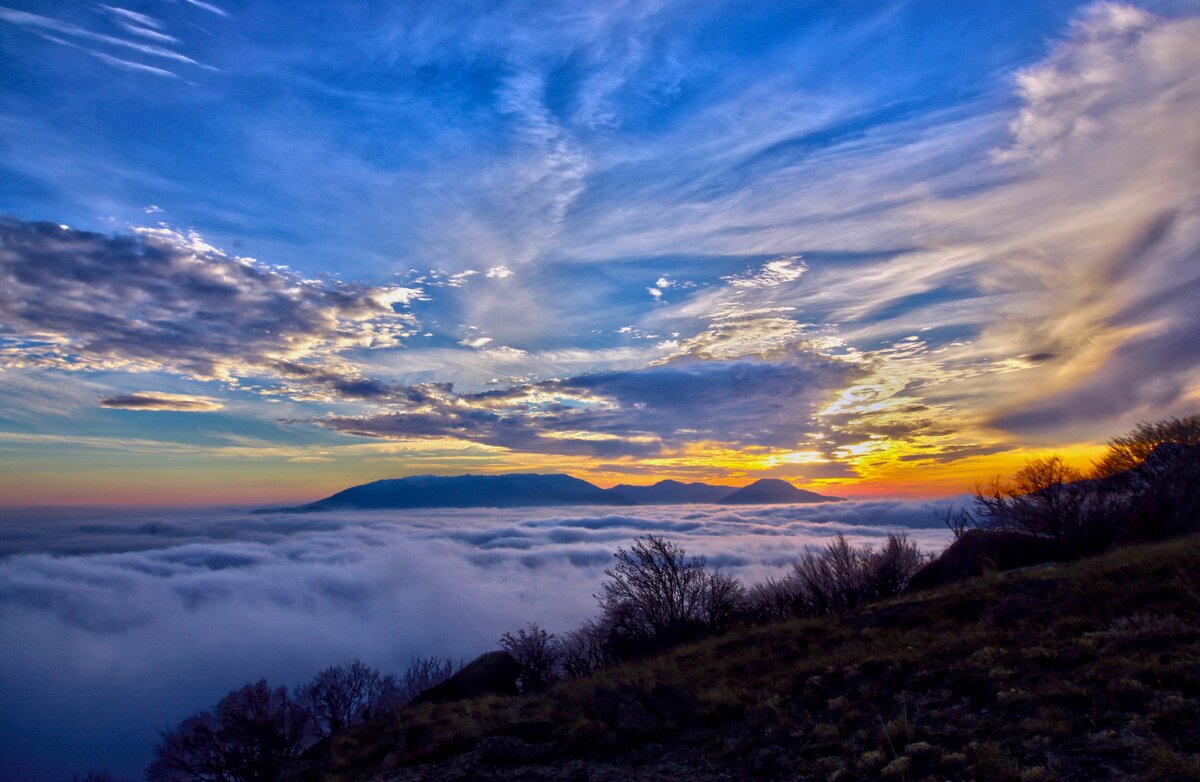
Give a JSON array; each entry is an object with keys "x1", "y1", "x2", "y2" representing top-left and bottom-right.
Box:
[{"x1": 0, "y1": 501, "x2": 950, "y2": 780}]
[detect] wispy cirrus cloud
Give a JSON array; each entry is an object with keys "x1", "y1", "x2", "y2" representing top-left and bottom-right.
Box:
[{"x1": 0, "y1": 5, "x2": 214, "y2": 77}]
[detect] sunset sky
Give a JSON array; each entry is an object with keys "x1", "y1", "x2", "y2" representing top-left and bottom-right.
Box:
[{"x1": 2, "y1": 0, "x2": 1199, "y2": 504}]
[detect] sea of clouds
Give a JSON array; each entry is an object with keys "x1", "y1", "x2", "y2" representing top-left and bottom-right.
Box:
[{"x1": 0, "y1": 500, "x2": 955, "y2": 780}]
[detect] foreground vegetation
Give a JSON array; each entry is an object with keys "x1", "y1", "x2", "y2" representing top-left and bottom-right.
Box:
[
  {"x1": 138, "y1": 415, "x2": 1200, "y2": 781},
  {"x1": 319, "y1": 533, "x2": 1200, "y2": 781}
]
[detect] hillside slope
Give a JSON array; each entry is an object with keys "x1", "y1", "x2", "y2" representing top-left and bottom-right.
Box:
[{"x1": 316, "y1": 535, "x2": 1200, "y2": 781}]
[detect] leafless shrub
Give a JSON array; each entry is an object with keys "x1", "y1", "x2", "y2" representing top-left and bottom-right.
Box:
[
  {"x1": 148, "y1": 680, "x2": 309, "y2": 782},
  {"x1": 297, "y1": 659, "x2": 400, "y2": 737},
  {"x1": 557, "y1": 618, "x2": 611, "y2": 679},
  {"x1": 1092, "y1": 415, "x2": 1200, "y2": 479},
  {"x1": 790, "y1": 534, "x2": 867, "y2": 616},
  {"x1": 597, "y1": 535, "x2": 745, "y2": 649},
  {"x1": 745, "y1": 576, "x2": 802, "y2": 622},
  {"x1": 973, "y1": 457, "x2": 1090, "y2": 542},
  {"x1": 863, "y1": 532, "x2": 928, "y2": 600},
  {"x1": 499, "y1": 622, "x2": 559, "y2": 692},
  {"x1": 397, "y1": 656, "x2": 458, "y2": 703},
  {"x1": 746, "y1": 533, "x2": 927, "y2": 620},
  {"x1": 936, "y1": 504, "x2": 978, "y2": 539}
]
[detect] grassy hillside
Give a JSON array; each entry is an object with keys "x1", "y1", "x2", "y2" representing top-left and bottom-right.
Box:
[{"x1": 317, "y1": 535, "x2": 1200, "y2": 781}]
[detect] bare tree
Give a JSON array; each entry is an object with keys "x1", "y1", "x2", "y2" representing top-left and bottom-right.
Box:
[
  {"x1": 789, "y1": 534, "x2": 865, "y2": 616},
  {"x1": 1091, "y1": 415, "x2": 1200, "y2": 479},
  {"x1": 1090, "y1": 415, "x2": 1200, "y2": 540},
  {"x1": 148, "y1": 680, "x2": 309, "y2": 782},
  {"x1": 747, "y1": 533, "x2": 927, "y2": 620},
  {"x1": 972, "y1": 456, "x2": 1094, "y2": 546},
  {"x1": 936, "y1": 504, "x2": 978, "y2": 540},
  {"x1": 744, "y1": 576, "x2": 801, "y2": 622},
  {"x1": 700, "y1": 567, "x2": 745, "y2": 632},
  {"x1": 597, "y1": 535, "x2": 744, "y2": 648},
  {"x1": 397, "y1": 656, "x2": 458, "y2": 703},
  {"x1": 499, "y1": 623, "x2": 560, "y2": 692},
  {"x1": 556, "y1": 618, "x2": 611, "y2": 679},
  {"x1": 862, "y1": 532, "x2": 928, "y2": 599},
  {"x1": 297, "y1": 659, "x2": 399, "y2": 738}
]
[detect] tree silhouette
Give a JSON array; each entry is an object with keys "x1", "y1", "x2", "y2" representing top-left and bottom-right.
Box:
[
  {"x1": 597, "y1": 534, "x2": 744, "y2": 649},
  {"x1": 148, "y1": 680, "x2": 309, "y2": 782}
]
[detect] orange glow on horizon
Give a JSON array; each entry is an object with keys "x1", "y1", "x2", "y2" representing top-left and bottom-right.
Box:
[{"x1": 0, "y1": 434, "x2": 1115, "y2": 506}]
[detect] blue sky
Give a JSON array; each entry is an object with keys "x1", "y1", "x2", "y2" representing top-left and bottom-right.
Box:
[
  {"x1": 2, "y1": 0, "x2": 1200, "y2": 502},
  {"x1": 2, "y1": 0, "x2": 1063, "y2": 277}
]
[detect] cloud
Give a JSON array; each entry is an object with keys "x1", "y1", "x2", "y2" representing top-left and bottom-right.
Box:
[
  {"x1": 632, "y1": 2, "x2": 1200, "y2": 452},
  {"x1": 0, "y1": 501, "x2": 950, "y2": 780},
  {"x1": 658, "y1": 316, "x2": 814, "y2": 363},
  {"x1": 0, "y1": 219, "x2": 421, "y2": 387},
  {"x1": 722, "y1": 255, "x2": 808, "y2": 288},
  {"x1": 995, "y1": 3, "x2": 1159, "y2": 162},
  {"x1": 97, "y1": 391, "x2": 225, "y2": 412},
  {"x1": 82, "y1": 47, "x2": 181, "y2": 78},
  {"x1": 0, "y1": 6, "x2": 209, "y2": 71},
  {"x1": 183, "y1": 0, "x2": 228, "y2": 17},
  {"x1": 99, "y1": 6, "x2": 165, "y2": 31},
  {"x1": 939, "y1": 3, "x2": 1200, "y2": 437},
  {"x1": 318, "y1": 356, "x2": 861, "y2": 457}
]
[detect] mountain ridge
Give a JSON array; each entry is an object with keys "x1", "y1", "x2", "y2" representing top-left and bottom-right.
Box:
[{"x1": 280, "y1": 474, "x2": 842, "y2": 512}]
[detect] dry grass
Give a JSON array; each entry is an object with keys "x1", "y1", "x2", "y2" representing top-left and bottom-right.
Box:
[{"x1": 316, "y1": 533, "x2": 1200, "y2": 781}]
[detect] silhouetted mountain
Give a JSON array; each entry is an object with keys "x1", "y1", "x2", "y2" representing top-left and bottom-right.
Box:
[
  {"x1": 284, "y1": 474, "x2": 842, "y2": 512},
  {"x1": 605, "y1": 479, "x2": 739, "y2": 504},
  {"x1": 301, "y1": 473, "x2": 634, "y2": 511},
  {"x1": 718, "y1": 478, "x2": 841, "y2": 504}
]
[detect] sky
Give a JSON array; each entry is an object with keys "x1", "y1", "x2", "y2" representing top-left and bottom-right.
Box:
[
  {"x1": 2, "y1": 0, "x2": 1200, "y2": 504},
  {"x1": 0, "y1": 500, "x2": 952, "y2": 779}
]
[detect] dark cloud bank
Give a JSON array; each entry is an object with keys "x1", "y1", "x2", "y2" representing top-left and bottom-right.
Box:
[
  {"x1": 0, "y1": 501, "x2": 951, "y2": 781},
  {"x1": 0, "y1": 218, "x2": 418, "y2": 382}
]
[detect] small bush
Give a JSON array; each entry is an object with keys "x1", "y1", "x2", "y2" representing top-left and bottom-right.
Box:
[
  {"x1": 148, "y1": 680, "x2": 309, "y2": 782},
  {"x1": 557, "y1": 618, "x2": 611, "y2": 679},
  {"x1": 499, "y1": 623, "x2": 559, "y2": 693},
  {"x1": 297, "y1": 658, "x2": 401, "y2": 737},
  {"x1": 597, "y1": 535, "x2": 745, "y2": 653},
  {"x1": 745, "y1": 533, "x2": 927, "y2": 619},
  {"x1": 398, "y1": 656, "x2": 458, "y2": 703}
]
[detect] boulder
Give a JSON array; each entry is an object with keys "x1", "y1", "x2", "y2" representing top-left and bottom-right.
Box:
[
  {"x1": 906, "y1": 529, "x2": 1073, "y2": 592},
  {"x1": 410, "y1": 651, "x2": 521, "y2": 705}
]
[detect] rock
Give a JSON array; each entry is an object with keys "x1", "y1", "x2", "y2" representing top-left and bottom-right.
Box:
[
  {"x1": 410, "y1": 651, "x2": 521, "y2": 705},
  {"x1": 592, "y1": 683, "x2": 701, "y2": 746},
  {"x1": 476, "y1": 736, "x2": 552, "y2": 766},
  {"x1": 906, "y1": 530, "x2": 1074, "y2": 592},
  {"x1": 593, "y1": 686, "x2": 662, "y2": 738},
  {"x1": 508, "y1": 720, "x2": 558, "y2": 743}
]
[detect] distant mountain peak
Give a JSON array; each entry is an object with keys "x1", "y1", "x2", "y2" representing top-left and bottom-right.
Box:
[
  {"x1": 280, "y1": 473, "x2": 841, "y2": 512},
  {"x1": 718, "y1": 478, "x2": 842, "y2": 505},
  {"x1": 298, "y1": 472, "x2": 632, "y2": 511}
]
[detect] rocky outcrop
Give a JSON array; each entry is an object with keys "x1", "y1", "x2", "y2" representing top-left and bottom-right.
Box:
[
  {"x1": 906, "y1": 529, "x2": 1074, "y2": 592},
  {"x1": 409, "y1": 651, "x2": 522, "y2": 705}
]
